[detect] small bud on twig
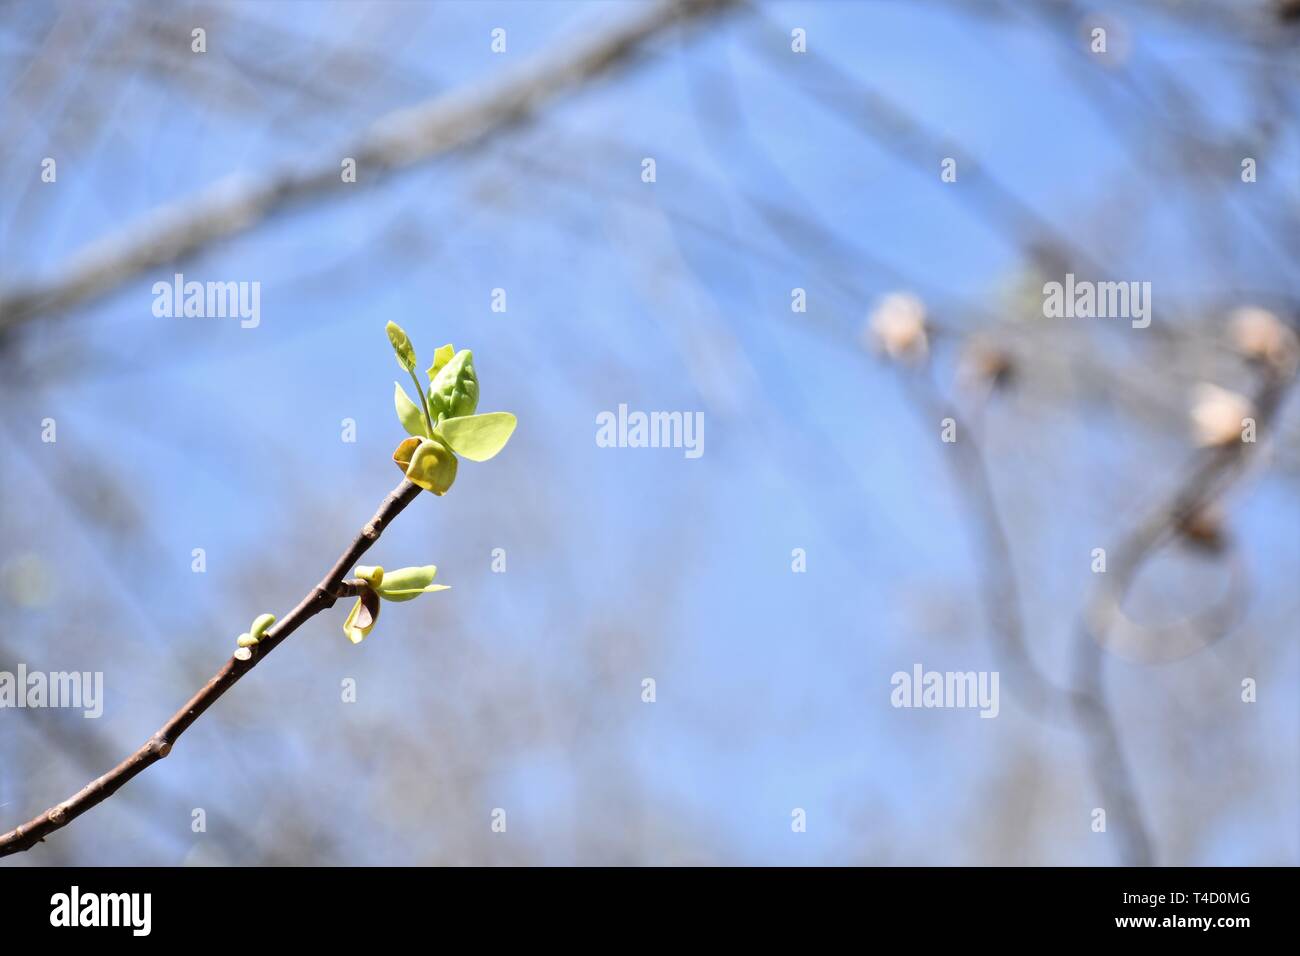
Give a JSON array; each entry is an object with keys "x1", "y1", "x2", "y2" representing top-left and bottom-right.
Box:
[
  {"x1": 1229, "y1": 306, "x2": 1298, "y2": 375},
  {"x1": 865, "y1": 292, "x2": 928, "y2": 364},
  {"x1": 1190, "y1": 383, "x2": 1254, "y2": 447}
]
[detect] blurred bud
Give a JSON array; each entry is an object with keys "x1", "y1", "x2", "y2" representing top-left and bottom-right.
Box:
[
  {"x1": 0, "y1": 553, "x2": 53, "y2": 608},
  {"x1": 1176, "y1": 504, "x2": 1227, "y2": 553},
  {"x1": 236, "y1": 632, "x2": 258, "y2": 648},
  {"x1": 1229, "y1": 306, "x2": 1298, "y2": 374},
  {"x1": 958, "y1": 340, "x2": 1015, "y2": 392},
  {"x1": 428, "y1": 349, "x2": 479, "y2": 422},
  {"x1": 865, "y1": 293, "x2": 928, "y2": 364},
  {"x1": 1190, "y1": 383, "x2": 1253, "y2": 447}
]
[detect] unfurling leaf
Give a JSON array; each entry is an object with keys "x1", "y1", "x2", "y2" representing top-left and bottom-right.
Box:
[
  {"x1": 427, "y1": 349, "x2": 479, "y2": 422},
  {"x1": 394, "y1": 382, "x2": 428, "y2": 438},
  {"x1": 235, "y1": 612, "x2": 276, "y2": 651},
  {"x1": 354, "y1": 565, "x2": 384, "y2": 588},
  {"x1": 436, "y1": 412, "x2": 517, "y2": 462},
  {"x1": 425, "y1": 343, "x2": 455, "y2": 382},
  {"x1": 249, "y1": 613, "x2": 276, "y2": 641},
  {"x1": 343, "y1": 587, "x2": 381, "y2": 644},
  {"x1": 392, "y1": 436, "x2": 421, "y2": 471},
  {"x1": 375, "y1": 565, "x2": 450, "y2": 602},
  {"x1": 395, "y1": 436, "x2": 458, "y2": 495},
  {"x1": 385, "y1": 321, "x2": 417, "y2": 374}
]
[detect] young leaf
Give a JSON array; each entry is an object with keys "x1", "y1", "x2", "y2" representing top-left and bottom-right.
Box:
[
  {"x1": 354, "y1": 565, "x2": 384, "y2": 588},
  {"x1": 425, "y1": 343, "x2": 455, "y2": 382},
  {"x1": 394, "y1": 382, "x2": 429, "y2": 438},
  {"x1": 390, "y1": 583, "x2": 449, "y2": 600},
  {"x1": 436, "y1": 412, "x2": 517, "y2": 462},
  {"x1": 249, "y1": 614, "x2": 276, "y2": 641},
  {"x1": 385, "y1": 321, "x2": 417, "y2": 373},
  {"x1": 342, "y1": 587, "x2": 381, "y2": 644},
  {"x1": 375, "y1": 565, "x2": 450, "y2": 602},
  {"x1": 392, "y1": 436, "x2": 421, "y2": 475},
  {"x1": 427, "y1": 349, "x2": 479, "y2": 422},
  {"x1": 400, "y1": 436, "x2": 458, "y2": 495}
]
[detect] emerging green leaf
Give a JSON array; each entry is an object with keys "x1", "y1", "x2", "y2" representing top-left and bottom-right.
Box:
[
  {"x1": 427, "y1": 349, "x2": 479, "y2": 422},
  {"x1": 394, "y1": 436, "x2": 458, "y2": 495},
  {"x1": 392, "y1": 436, "x2": 421, "y2": 470},
  {"x1": 354, "y1": 565, "x2": 384, "y2": 588},
  {"x1": 394, "y1": 382, "x2": 429, "y2": 438},
  {"x1": 425, "y1": 343, "x2": 455, "y2": 382},
  {"x1": 343, "y1": 587, "x2": 381, "y2": 644},
  {"x1": 385, "y1": 321, "x2": 417, "y2": 374},
  {"x1": 249, "y1": 613, "x2": 276, "y2": 641},
  {"x1": 375, "y1": 565, "x2": 450, "y2": 602},
  {"x1": 436, "y1": 412, "x2": 517, "y2": 462}
]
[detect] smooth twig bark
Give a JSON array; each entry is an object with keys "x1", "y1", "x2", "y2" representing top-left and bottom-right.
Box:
[{"x1": 0, "y1": 479, "x2": 421, "y2": 858}]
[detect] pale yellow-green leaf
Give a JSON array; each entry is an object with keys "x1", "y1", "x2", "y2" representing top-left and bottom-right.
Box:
[
  {"x1": 403, "y1": 436, "x2": 458, "y2": 495},
  {"x1": 394, "y1": 382, "x2": 428, "y2": 438},
  {"x1": 425, "y1": 343, "x2": 455, "y2": 382},
  {"x1": 392, "y1": 436, "x2": 422, "y2": 481},
  {"x1": 427, "y1": 349, "x2": 478, "y2": 422},
  {"x1": 385, "y1": 321, "x2": 417, "y2": 373},
  {"x1": 436, "y1": 412, "x2": 517, "y2": 462},
  {"x1": 376, "y1": 565, "x2": 450, "y2": 602},
  {"x1": 249, "y1": 613, "x2": 276, "y2": 641},
  {"x1": 343, "y1": 589, "x2": 380, "y2": 644},
  {"x1": 354, "y1": 565, "x2": 384, "y2": 588}
]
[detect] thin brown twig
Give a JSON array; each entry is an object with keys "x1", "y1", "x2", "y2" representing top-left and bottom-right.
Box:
[{"x1": 0, "y1": 478, "x2": 422, "y2": 858}]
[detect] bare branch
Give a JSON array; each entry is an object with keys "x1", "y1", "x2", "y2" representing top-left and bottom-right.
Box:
[
  {"x1": 0, "y1": 0, "x2": 736, "y2": 334},
  {"x1": 1071, "y1": 361, "x2": 1295, "y2": 865},
  {"x1": 0, "y1": 479, "x2": 421, "y2": 858}
]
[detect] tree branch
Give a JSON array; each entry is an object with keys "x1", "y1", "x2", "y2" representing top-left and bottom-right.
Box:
[
  {"x1": 0, "y1": 478, "x2": 422, "y2": 858},
  {"x1": 0, "y1": 0, "x2": 736, "y2": 334},
  {"x1": 903, "y1": 370, "x2": 1083, "y2": 720},
  {"x1": 1071, "y1": 362, "x2": 1294, "y2": 866}
]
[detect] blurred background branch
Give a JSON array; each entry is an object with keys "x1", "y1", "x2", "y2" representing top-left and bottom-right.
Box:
[{"x1": 0, "y1": 0, "x2": 736, "y2": 334}]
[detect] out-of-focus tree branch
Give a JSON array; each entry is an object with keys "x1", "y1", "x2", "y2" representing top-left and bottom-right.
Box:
[
  {"x1": 0, "y1": 0, "x2": 736, "y2": 334},
  {"x1": 1071, "y1": 356, "x2": 1295, "y2": 865}
]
